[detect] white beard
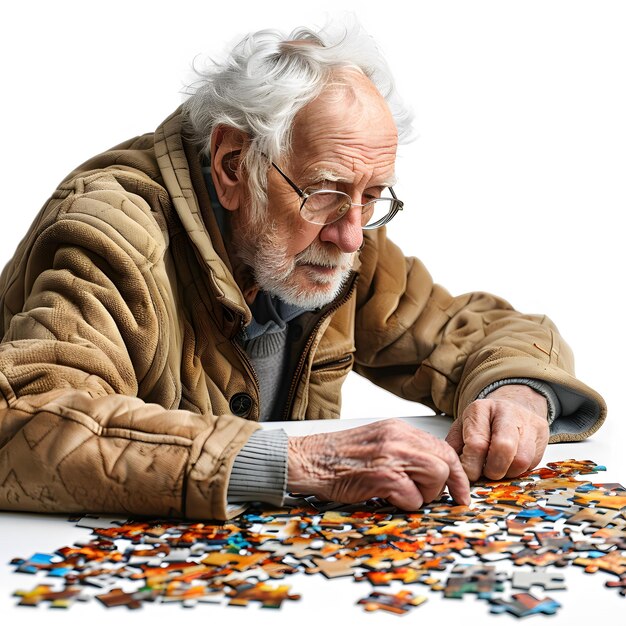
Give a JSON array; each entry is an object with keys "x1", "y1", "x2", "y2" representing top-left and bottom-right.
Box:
[{"x1": 232, "y1": 218, "x2": 353, "y2": 309}]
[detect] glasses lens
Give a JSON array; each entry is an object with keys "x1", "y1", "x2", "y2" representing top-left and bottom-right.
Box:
[
  {"x1": 301, "y1": 190, "x2": 352, "y2": 225},
  {"x1": 361, "y1": 197, "x2": 397, "y2": 228},
  {"x1": 300, "y1": 190, "x2": 402, "y2": 228}
]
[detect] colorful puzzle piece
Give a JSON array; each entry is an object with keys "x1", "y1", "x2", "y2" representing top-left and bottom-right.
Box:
[
  {"x1": 442, "y1": 564, "x2": 507, "y2": 599},
  {"x1": 96, "y1": 587, "x2": 160, "y2": 609},
  {"x1": 489, "y1": 592, "x2": 561, "y2": 617},
  {"x1": 226, "y1": 582, "x2": 300, "y2": 608},
  {"x1": 355, "y1": 566, "x2": 424, "y2": 585},
  {"x1": 606, "y1": 574, "x2": 626, "y2": 596},
  {"x1": 573, "y1": 551, "x2": 626, "y2": 575},
  {"x1": 14, "y1": 584, "x2": 88, "y2": 608},
  {"x1": 357, "y1": 589, "x2": 427, "y2": 614}
]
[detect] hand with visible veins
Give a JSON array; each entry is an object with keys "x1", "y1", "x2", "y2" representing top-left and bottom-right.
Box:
[
  {"x1": 287, "y1": 418, "x2": 471, "y2": 509},
  {"x1": 445, "y1": 384, "x2": 550, "y2": 481}
]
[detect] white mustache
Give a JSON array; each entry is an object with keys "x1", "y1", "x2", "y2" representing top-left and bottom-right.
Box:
[{"x1": 295, "y1": 243, "x2": 353, "y2": 269}]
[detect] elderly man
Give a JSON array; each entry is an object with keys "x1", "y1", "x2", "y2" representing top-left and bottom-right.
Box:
[{"x1": 0, "y1": 24, "x2": 605, "y2": 520}]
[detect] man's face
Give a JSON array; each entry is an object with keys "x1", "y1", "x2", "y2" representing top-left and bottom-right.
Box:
[{"x1": 232, "y1": 72, "x2": 398, "y2": 309}]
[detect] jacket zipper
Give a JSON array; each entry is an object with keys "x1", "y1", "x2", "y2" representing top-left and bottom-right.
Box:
[{"x1": 280, "y1": 277, "x2": 358, "y2": 421}]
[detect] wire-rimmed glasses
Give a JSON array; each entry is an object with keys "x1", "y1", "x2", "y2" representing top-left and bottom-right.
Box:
[{"x1": 271, "y1": 163, "x2": 403, "y2": 230}]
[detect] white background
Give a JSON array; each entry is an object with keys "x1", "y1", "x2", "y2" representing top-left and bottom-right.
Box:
[{"x1": 0, "y1": 1, "x2": 624, "y2": 433}]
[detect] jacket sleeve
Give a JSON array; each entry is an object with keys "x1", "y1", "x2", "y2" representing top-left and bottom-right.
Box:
[
  {"x1": 353, "y1": 228, "x2": 606, "y2": 442},
  {"x1": 0, "y1": 174, "x2": 259, "y2": 520}
]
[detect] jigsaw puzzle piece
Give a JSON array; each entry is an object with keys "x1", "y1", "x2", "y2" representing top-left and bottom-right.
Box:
[
  {"x1": 96, "y1": 587, "x2": 160, "y2": 609},
  {"x1": 75, "y1": 516, "x2": 128, "y2": 530},
  {"x1": 14, "y1": 584, "x2": 88, "y2": 608},
  {"x1": 226, "y1": 582, "x2": 300, "y2": 608},
  {"x1": 513, "y1": 549, "x2": 572, "y2": 568},
  {"x1": 441, "y1": 521, "x2": 500, "y2": 539},
  {"x1": 473, "y1": 539, "x2": 526, "y2": 562},
  {"x1": 546, "y1": 459, "x2": 606, "y2": 475},
  {"x1": 573, "y1": 552, "x2": 626, "y2": 575},
  {"x1": 606, "y1": 574, "x2": 626, "y2": 596},
  {"x1": 158, "y1": 580, "x2": 224, "y2": 606},
  {"x1": 442, "y1": 564, "x2": 507, "y2": 599},
  {"x1": 303, "y1": 555, "x2": 361, "y2": 578},
  {"x1": 355, "y1": 566, "x2": 425, "y2": 586},
  {"x1": 489, "y1": 592, "x2": 561, "y2": 617},
  {"x1": 511, "y1": 567, "x2": 566, "y2": 591},
  {"x1": 11, "y1": 552, "x2": 58, "y2": 574},
  {"x1": 357, "y1": 590, "x2": 427, "y2": 615}
]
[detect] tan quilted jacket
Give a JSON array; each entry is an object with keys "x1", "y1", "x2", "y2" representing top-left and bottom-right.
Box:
[{"x1": 0, "y1": 107, "x2": 606, "y2": 520}]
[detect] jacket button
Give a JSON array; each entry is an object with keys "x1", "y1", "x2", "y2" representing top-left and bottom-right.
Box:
[{"x1": 230, "y1": 393, "x2": 253, "y2": 417}]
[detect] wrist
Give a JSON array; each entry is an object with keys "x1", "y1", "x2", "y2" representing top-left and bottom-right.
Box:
[
  {"x1": 287, "y1": 434, "x2": 328, "y2": 495},
  {"x1": 227, "y1": 429, "x2": 288, "y2": 506},
  {"x1": 485, "y1": 384, "x2": 548, "y2": 418}
]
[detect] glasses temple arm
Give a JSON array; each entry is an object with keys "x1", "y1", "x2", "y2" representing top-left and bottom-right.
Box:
[{"x1": 271, "y1": 162, "x2": 305, "y2": 198}]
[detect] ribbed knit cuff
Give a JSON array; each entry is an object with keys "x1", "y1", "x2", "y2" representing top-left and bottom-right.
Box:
[
  {"x1": 476, "y1": 378, "x2": 561, "y2": 425},
  {"x1": 226, "y1": 428, "x2": 288, "y2": 506}
]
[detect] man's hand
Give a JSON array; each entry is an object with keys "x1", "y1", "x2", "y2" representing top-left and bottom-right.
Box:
[
  {"x1": 287, "y1": 418, "x2": 470, "y2": 509},
  {"x1": 445, "y1": 384, "x2": 550, "y2": 481}
]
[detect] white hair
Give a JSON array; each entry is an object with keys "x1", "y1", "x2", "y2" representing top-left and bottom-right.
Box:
[{"x1": 182, "y1": 18, "x2": 415, "y2": 220}]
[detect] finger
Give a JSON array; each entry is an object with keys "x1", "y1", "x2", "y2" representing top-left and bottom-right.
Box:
[
  {"x1": 532, "y1": 418, "x2": 550, "y2": 467},
  {"x1": 441, "y1": 445, "x2": 471, "y2": 505},
  {"x1": 460, "y1": 401, "x2": 493, "y2": 481},
  {"x1": 413, "y1": 441, "x2": 471, "y2": 505},
  {"x1": 506, "y1": 415, "x2": 549, "y2": 477},
  {"x1": 483, "y1": 415, "x2": 522, "y2": 479},
  {"x1": 385, "y1": 473, "x2": 425, "y2": 511},
  {"x1": 505, "y1": 434, "x2": 534, "y2": 477},
  {"x1": 401, "y1": 441, "x2": 470, "y2": 506},
  {"x1": 405, "y1": 456, "x2": 451, "y2": 504},
  {"x1": 444, "y1": 418, "x2": 463, "y2": 454}
]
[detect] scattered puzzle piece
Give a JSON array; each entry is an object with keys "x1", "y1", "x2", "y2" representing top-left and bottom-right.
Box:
[
  {"x1": 489, "y1": 592, "x2": 561, "y2": 617},
  {"x1": 606, "y1": 574, "x2": 626, "y2": 596},
  {"x1": 96, "y1": 587, "x2": 160, "y2": 609},
  {"x1": 14, "y1": 584, "x2": 88, "y2": 608},
  {"x1": 511, "y1": 567, "x2": 566, "y2": 591},
  {"x1": 226, "y1": 582, "x2": 300, "y2": 608},
  {"x1": 304, "y1": 555, "x2": 361, "y2": 578},
  {"x1": 442, "y1": 564, "x2": 507, "y2": 599},
  {"x1": 355, "y1": 566, "x2": 424, "y2": 585},
  {"x1": 573, "y1": 551, "x2": 626, "y2": 575},
  {"x1": 357, "y1": 590, "x2": 427, "y2": 614}
]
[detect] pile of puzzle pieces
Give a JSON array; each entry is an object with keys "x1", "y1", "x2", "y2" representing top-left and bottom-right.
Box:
[{"x1": 9, "y1": 459, "x2": 626, "y2": 616}]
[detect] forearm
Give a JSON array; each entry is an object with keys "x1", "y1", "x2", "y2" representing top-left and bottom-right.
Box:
[
  {"x1": 0, "y1": 387, "x2": 259, "y2": 519},
  {"x1": 354, "y1": 232, "x2": 570, "y2": 417}
]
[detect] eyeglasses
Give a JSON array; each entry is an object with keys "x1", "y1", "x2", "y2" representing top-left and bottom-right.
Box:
[{"x1": 271, "y1": 163, "x2": 403, "y2": 230}]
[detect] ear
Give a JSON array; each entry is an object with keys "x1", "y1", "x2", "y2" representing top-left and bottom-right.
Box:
[{"x1": 210, "y1": 126, "x2": 249, "y2": 211}]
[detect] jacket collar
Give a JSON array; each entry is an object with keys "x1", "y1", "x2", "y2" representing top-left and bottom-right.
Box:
[{"x1": 153, "y1": 106, "x2": 253, "y2": 325}]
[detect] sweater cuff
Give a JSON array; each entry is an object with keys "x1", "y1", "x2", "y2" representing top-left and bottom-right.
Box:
[
  {"x1": 226, "y1": 428, "x2": 288, "y2": 507},
  {"x1": 476, "y1": 378, "x2": 561, "y2": 425}
]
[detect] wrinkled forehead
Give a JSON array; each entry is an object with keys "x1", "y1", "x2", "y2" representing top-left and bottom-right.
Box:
[{"x1": 289, "y1": 72, "x2": 398, "y2": 172}]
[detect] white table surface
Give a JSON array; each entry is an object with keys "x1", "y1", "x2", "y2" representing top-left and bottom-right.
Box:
[{"x1": 0, "y1": 415, "x2": 623, "y2": 626}]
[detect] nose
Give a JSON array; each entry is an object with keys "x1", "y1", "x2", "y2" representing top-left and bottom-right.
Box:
[{"x1": 318, "y1": 204, "x2": 364, "y2": 253}]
